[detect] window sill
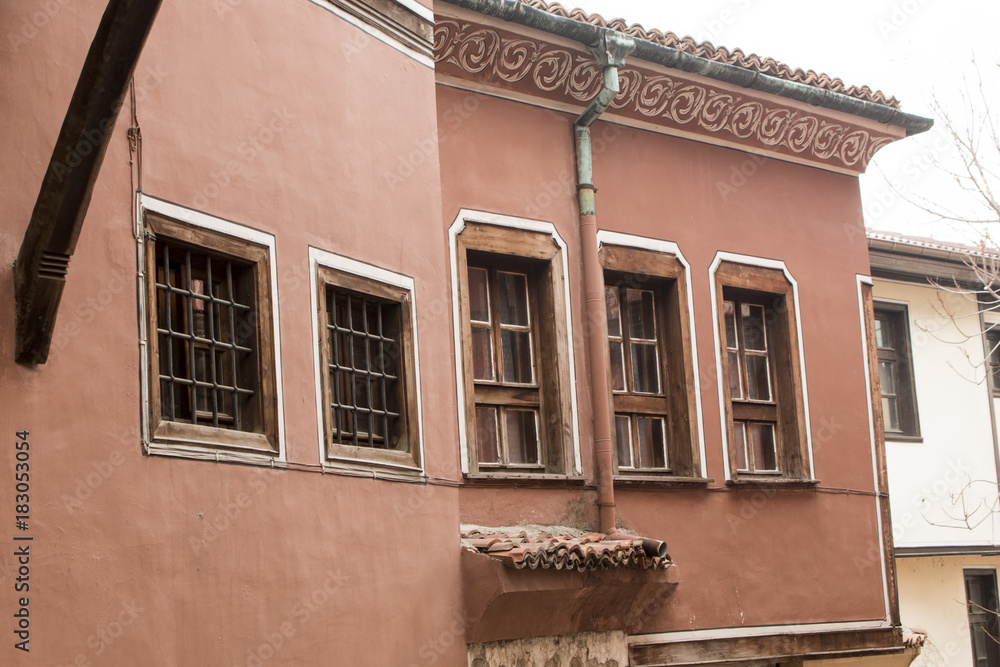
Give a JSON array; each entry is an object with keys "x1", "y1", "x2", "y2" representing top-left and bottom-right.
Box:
[
  {"x1": 884, "y1": 434, "x2": 923, "y2": 443},
  {"x1": 322, "y1": 457, "x2": 427, "y2": 483},
  {"x1": 147, "y1": 421, "x2": 280, "y2": 464},
  {"x1": 463, "y1": 473, "x2": 590, "y2": 488},
  {"x1": 726, "y1": 477, "x2": 820, "y2": 489},
  {"x1": 613, "y1": 475, "x2": 714, "y2": 488},
  {"x1": 145, "y1": 441, "x2": 283, "y2": 467},
  {"x1": 323, "y1": 455, "x2": 427, "y2": 482}
]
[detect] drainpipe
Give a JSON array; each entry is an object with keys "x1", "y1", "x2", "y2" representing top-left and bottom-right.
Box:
[{"x1": 574, "y1": 30, "x2": 654, "y2": 551}]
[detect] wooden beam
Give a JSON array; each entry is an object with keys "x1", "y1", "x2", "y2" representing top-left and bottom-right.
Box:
[
  {"x1": 13, "y1": 0, "x2": 163, "y2": 365},
  {"x1": 629, "y1": 627, "x2": 904, "y2": 666}
]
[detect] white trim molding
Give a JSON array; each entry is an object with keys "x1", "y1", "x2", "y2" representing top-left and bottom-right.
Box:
[
  {"x1": 305, "y1": 0, "x2": 434, "y2": 68},
  {"x1": 308, "y1": 246, "x2": 426, "y2": 478},
  {"x1": 708, "y1": 251, "x2": 814, "y2": 481},
  {"x1": 596, "y1": 230, "x2": 707, "y2": 478},
  {"x1": 449, "y1": 209, "x2": 582, "y2": 475},
  {"x1": 136, "y1": 194, "x2": 287, "y2": 466}
]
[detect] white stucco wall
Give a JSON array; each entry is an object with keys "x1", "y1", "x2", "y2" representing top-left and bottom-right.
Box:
[
  {"x1": 874, "y1": 280, "x2": 1000, "y2": 549},
  {"x1": 896, "y1": 556, "x2": 1000, "y2": 667}
]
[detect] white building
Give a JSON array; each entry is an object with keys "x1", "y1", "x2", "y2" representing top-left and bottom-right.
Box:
[{"x1": 869, "y1": 231, "x2": 1000, "y2": 666}]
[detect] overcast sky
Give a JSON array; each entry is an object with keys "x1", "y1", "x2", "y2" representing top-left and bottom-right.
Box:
[{"x1": 555, "y1": 0, "x2": 1000, "y2": 245}]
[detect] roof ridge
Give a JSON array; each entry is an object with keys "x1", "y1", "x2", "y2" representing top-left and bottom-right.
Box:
[{"x1": 522, "y1": 0, "x2": 901, "y2": 109}]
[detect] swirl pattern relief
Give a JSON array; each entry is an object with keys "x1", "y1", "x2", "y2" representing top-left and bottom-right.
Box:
[{"x1": 434, "y1": 20, "x2": 897, "y2": 170}]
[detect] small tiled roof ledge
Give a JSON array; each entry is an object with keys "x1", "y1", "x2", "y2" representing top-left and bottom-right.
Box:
[
  {"x1": 438, "y1": 0, "x2": 932, "y2": 137},
  {"x1": 461, "y1": 526, "x2": 680, "y2": 644}
]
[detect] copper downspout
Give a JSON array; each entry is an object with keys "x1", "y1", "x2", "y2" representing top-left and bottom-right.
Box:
[{"x1": 574, "y1": 31, "x2": 663, "y2": 555}]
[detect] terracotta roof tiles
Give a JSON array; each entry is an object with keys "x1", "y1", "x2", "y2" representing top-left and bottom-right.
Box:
[
  {"x1": 522, "y1": 0, "x2": 901, "y2": 109},
  {"x1": 462, "y1": 528, "x2": 671, "y2": 571}
]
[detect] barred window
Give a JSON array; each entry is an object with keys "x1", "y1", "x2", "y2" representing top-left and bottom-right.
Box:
[
  {"x1": 316, "y1": 264, "x2": 420, "y2": 470},
  {"x1": 325, "y1": 288, "x2": 401, "y2": 448},
  {"x1": 155, "y1": 243, "x2": 257, "y2": 430},
  {"x1": 143, "y1": 210, "x2": 279, "y2": 457}
]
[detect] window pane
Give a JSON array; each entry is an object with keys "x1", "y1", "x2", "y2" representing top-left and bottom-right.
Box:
[
  {"x1": 724, "y1": 301, "x2": 738, "y2": 349},
  {"x1": 741, "y1": 303, "x2": 767, "y2": 352},
  {"x1": 505, "y1": 409, "x2": 539, "y2": 465},
  {"x1": 637, "y1": 417, "x2": 667, "y2": 469},
  {"x1": 476, "y1": 407, "x2": 499, "y2": 464},
  {"x1": 468, "y1": 267, "x2": 490, "y2": 323},
  {"x1": 156, "y1": 242, "x2": 257, "y2": 431},
  {"x1": 497, "y1": 272, "x2": 529, "y2": 326},
  {"x1": 609, "y1": 341, "x2": 626, "y2": 392},
  {"x1": 878, "y1": 360, "x2": 896, "y2": 394},
  {"x1": 631, "y1": 342, "x2": 660, "y2": 393},
  {"x1": 615, "y1": 415, "x2": 632, "y2": 468},
  {"x1": 746, "y1": 353, "x2": 771, "y2": 401},
  {"x1": 605, "y1": 286, "x2": 621, "y2": 336},
  {"x1": 734, "y1": 421, "x2": 748, "y2": 471},
  {"x1": 883, "y1": 396, "x2": 900, "y2": 432},
  {"x1": 501, "y1": 330, "x2": 534, "y2": 384},
  {"x1": 728, "y1": 350, "x2": 743, "y2": 399},
  {"x1": 751, "y1": 423, "x2": 778, "y2": 471},
  {"x1": 874, "y1": 316, "x2": 889, "y2": 349},
  {"x1": 471, "y1": 326, "x2": 494, "y2": 381},
  {"x1": 627, "y1": 289, "x2": 656, "y2": 340}
]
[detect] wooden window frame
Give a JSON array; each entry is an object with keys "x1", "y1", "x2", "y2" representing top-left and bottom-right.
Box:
[
  {"x1": 965, "y1": 568, "x2": 1000, "y2": 667},
  {"x1": 988, "y1": 330, "x2": 1000, "y2": 397},
  {"x1": 714, "y1": 261, "x2": 810, "y2": 482},
  {"x1": 873, "y1": 302, "x2": 920, "y2": 440},
  {"x1": 143, "y1": 211, "x2": 280, "y2": 456},
  {"x1": 315, "y1": 265, "x2": 421, "y2": 470},
  {"x1": 599, "y1": 244, "x2": 702, "y2": 479},
  {"x1": 455, "y1": 221, "x2": 576, "y2": 476}
]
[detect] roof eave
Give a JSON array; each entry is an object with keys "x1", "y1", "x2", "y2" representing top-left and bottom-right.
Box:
[{"x1": 439, "y1": 0, "x2": 933, "y2": 136}]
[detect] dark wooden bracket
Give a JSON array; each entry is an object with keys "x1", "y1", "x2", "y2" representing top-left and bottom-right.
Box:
[{"x1": 13, "y1": 0, "x2": 163, "y2": 365}]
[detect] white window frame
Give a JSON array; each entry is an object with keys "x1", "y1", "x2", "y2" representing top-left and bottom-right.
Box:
[
  {"x1": 708, "y1": 251, "x2": 813, "y2": 482},
  {"x1": 136, "y1": 194, "x2": 286, "y2": 465},
  {"x1": 309, "y1": 247, "x2": 426, "y2": 479},
  {"x1": 449, "y1": 209, "x2": 582, "y2": 476}
]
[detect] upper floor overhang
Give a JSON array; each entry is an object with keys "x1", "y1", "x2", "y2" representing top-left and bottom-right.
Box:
[{"x1": 435, "y1": 0, "x2": 933, "y2": 176}]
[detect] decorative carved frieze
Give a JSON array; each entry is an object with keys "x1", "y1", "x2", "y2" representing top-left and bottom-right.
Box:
[{"x1": 434, "y1": 19, "x2": 898, "y2": 172}]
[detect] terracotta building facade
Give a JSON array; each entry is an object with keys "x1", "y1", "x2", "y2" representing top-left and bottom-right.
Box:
[{"x1": 2, "y1": 0, "x2": 931, "y2": 665}]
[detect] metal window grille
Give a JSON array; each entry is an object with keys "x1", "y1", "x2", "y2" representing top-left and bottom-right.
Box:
[
  {"x1": 155, "y1": 241, "x2": 257, "y2": 431},
  {"x1": 325, "y1": 287, "x2": 401, "y2": 449}
]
